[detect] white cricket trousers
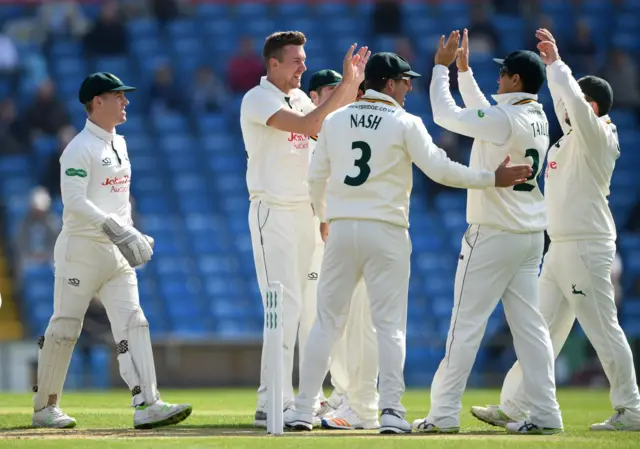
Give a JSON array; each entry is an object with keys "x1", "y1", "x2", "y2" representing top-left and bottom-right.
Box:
[
  {"x1": 428, "y1": 225, "x2": 562, "y2": 429},
  {"x1": 294, "y1": 219, "x2": 410, "y2": 416},
  {"x1": 300, "y1": 232, "x2": 379, "y2": 420},
  {"x1": 248, "y1": 200, "x2": 315, "y2": 411},
  {"x1": 33, "y1": 232, "x2": 152, "y2": 409},
  {"x1": 500, "y1": 239, "x2": 640, "y2": 421}
]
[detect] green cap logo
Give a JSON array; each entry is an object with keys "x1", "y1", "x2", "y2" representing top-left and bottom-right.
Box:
[
  {"x1": 477, "y1": 110, "x2": 485, "y2": 118},
  {"x1": 65, "y1": 168, "x2": 87, "y2": 178}
]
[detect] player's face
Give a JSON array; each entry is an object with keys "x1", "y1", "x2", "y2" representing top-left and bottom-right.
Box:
[
  {"x1": 315, "y1": 85, "x2": 337, "y2": 106},
  {"x1": 497, "y1": 67, "x2": 519, "y2": 94},
  {"x1": 98, "y1": 91, "x2": 129, "y2": 125},
  {"x1": 391, "y1": 78, "x2": 412, "y2": 106},
  {"x1": 277, "y1": 45, "x2": 307, "y2": 90}
]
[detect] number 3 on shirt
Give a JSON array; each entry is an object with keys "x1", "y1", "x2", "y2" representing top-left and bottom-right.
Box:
[
  {"x1": 513, "y1": 148, "x2": 541, "y2": 192},
  {"x1": 344, "y1": 141, "x2": 372, "y2": 186}
]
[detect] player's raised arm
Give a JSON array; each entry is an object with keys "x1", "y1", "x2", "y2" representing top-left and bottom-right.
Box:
[
  {"x1": 405, "y1": 117, "x2": 531, "y2": 188},
  {"x1": 456, "y1": 29, "x2": 492, "y2": 109},
  {"x1": 430, "y1": 31, "x2": 511, "y2": 145},
  {"x1": 60, "y1": 143, "x2": 110, "y2": 228},
  {"x1": 536, "y1": 29, "x2": 614, "y2": 150},
  {"x1": 308, "y1": 128, "x2": 331, "y2": 223},
  {"x1": 266, "y1": 44, "x2": 369, "y2": 136}
]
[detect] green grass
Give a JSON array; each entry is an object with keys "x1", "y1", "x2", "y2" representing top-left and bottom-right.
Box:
[{"x1": 0, "y1": 388, "x2": 637, "y2": 448}]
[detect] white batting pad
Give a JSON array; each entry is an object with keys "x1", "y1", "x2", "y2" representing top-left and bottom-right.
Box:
[
  {"x1": 33, "y1": 318, "x2": 82, "y2": 411},
  {"x1": 116, "y1": 341, "x2": 145, "y2": 407},
  {"x1": 125, "y1": 308, "x2": 160, "y2": 406},
  {"x1": 265, "y1": 281, "x2": 284, "y2": 436}
]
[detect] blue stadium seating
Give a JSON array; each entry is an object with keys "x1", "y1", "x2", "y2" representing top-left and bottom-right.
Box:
[{"x1": 2, "y1": 1, "x2": 639, "y2": 388}]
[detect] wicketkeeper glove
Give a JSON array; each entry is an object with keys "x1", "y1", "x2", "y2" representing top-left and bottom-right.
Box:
[{"x1": 101, "y1": 216, "x2": 153, "y2": 267}]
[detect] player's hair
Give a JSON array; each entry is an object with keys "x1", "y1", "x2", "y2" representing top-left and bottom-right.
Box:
[
  {"x1": 263, "y1": 31, "x2": 306, "y2": 66},
  {"x1": 520, "y1": 75, "x2": 544, "y2": 95},
  {"x1": 364, "y1": 78, "x2": 388, "y2": 93}
]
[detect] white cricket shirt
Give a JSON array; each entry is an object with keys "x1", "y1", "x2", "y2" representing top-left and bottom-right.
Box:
[
  {"x1": 431, "y1": 65, "x2": 550, "y2": 233},
  {"x1": 240, "y1": 76, "x2": 316, "y2": 208},
  {"x1": 60, "y1": 119, "x2": 133, "y2": 242},
  {"x1": 308, "y1": 90, "x2": 495, "y2": 229},
  {"x1": 308, "y1": 136, "x2": 325, "y2": 247},
  {"x1": 544, "y1": 60, "x2": 619, "y2": 242}
]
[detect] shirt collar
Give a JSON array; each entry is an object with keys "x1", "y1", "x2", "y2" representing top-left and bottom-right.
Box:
[
  {"x1": 85, "y1": 119, "x2": 116, "y2": 143},
  {"x1": 600, "y1": 114, "x2": 612, "y2": 124},
  {"x1": 260, "y1": 76, "x2": 299, "y2": 100},
  {"x1": 490, "y1": 92, "x2": 538, "y2": 105},
  {"x1": 360, "y1": 89, "x2": 402, "y2": 108}
]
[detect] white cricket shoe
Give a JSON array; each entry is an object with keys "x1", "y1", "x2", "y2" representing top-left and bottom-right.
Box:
[
  {"x1": 322, "y1": 406, "x2": 380, "y2": 430},
  {"x1": 471, "y1": 405, "x2": 516, "y2": 428},
  {"x1": 32, "y1": 405, "x2": 77, "y2": 428},
  {"x1": 412, "y1": 416, "x2": 459, "y2": 433},
  {"x1": 506, "y1": 420, "x2": 563, "y2": 435},
  {"x1": 284, "y1": 408, "x2": 313, "y2": 431},
  {"x1": 590, "y1": 410, "x2": 640, "y2": 431},
  {"x1": 133, "y1": 400, "x2": 192, "y2": 429},
  {"x1": 380, "y1": 408, "x2": 411, "y2": 434}
]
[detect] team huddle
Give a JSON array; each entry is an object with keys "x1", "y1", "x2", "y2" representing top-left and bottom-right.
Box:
[
  {"x1": 240, "y1": 27, "x2": 640, "y2": 435},
  {"x1": 27, "y1": 23, "x2": 639, "y2": 435}
]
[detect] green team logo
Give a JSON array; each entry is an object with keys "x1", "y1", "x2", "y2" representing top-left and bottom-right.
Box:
[
  {"x1": 477, "y1": 110, "x2": 485, "y2": 118},
  {"x1": 65, "y1": 168, "x2": 87, "y2": 178}
]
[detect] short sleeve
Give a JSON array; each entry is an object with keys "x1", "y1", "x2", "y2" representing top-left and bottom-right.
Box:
[{"x1": 241, "y1": 88, "x2": 284, "y2": 126}]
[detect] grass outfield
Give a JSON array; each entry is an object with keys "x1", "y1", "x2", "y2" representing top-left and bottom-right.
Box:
[{"x1": 0, "y1": 388, "x2": 638, "y2": 448}]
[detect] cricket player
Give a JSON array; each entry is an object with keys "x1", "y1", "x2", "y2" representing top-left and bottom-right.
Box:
[
  {"x1": 31, "y1": 72, "x2": 192, "y2": 429},
  {"x1": 284, "y1": 52, "x2": 533, "y2": 434},
  {"x1": 299, "y1": 71, "x2": 380, "y2": 429},
  {"x1": 240, "y1": 31, "x2": 369, "y2": 427},
  {"x1": 471, "y1": 29, "x2": 640, "y2": 432},
  {"x1": 412, "y1": 30, "x2": 563, "y2": 435}
]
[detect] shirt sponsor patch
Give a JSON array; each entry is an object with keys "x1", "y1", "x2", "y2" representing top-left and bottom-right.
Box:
[{"x1": 65, "y1": 168, "x2": 87, "y2": 177}]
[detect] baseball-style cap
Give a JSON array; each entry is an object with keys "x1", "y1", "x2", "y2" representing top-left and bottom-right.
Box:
[
  {"x1": 308, "y1": 69, "x2": 342, "y2": 93},
  {"x1": 365, "y1": 52, "x2": 421, "y2": 81},
  {"x1": 78, "y1": 72, "x2": 136, "y2": 104},
  {"x1": 493, "y1": 50, "x2": 546, "y2": 92},
  {"x1": 577, "y1": 76, "x2": 614, "y2": 115}
]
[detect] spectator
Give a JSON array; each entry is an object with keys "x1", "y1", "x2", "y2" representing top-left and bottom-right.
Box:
[
  {"x1": 151, "y1": 0, "x2": 181, "y2": 24},
  {"x1": 227, "y1": 37, "x2": 265, "y2": 94},
  {"x1": 0, "y1": 32, "x2": 19, "y2": 74},
  {"x1": 22, "y1": 79, "x2": 70, "y2": 138},
  {"x1": 148, "y1": 64, "x2": 187, "y2": 114},
  {"x1": 0, "y1": 98, "x2": 29, "y2": 155},
  {"x1": 37, "y1": 1, "x2": 90, "y2": 42},
  {"x1": 191, "y1": 66, "x2": 228, "y2": 114},
  {"x1": 371, "y1": 0, "x2": 402, "y2": 36},
  {"x1": 40, "y1": 124, "x2": 77, "y2": 199},
  {"x1": 83, "y1": 0, "x2": 128, "y2": 57},
  {"x1": 600, "y1": 48, "x2": 640, "y2": 111},
  {"x1": 15, "y1": 187, "x2": 60, "y2": 280},
  {"x1": 567, "y1": 19, "x2": 597, "y2": 75},
  {"x1": 468, "y1": 6, "x2": 501, "y2": 55}
]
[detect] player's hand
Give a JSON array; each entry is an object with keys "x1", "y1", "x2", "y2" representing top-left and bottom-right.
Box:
[
  {"x1": 435, "y1": 30, "x2": 460, "y2": 67},
  {"x1": 535, "y1": 28, "x2": 560, "y2": 65},
  {"x1": 342, "y1": 44, "x2": 368, "y2": 84},
  {"x1": 456, "y1": 28, "x2": 470, "y2": 72},
  {"x1": 354, "y1": 46, "x2": 371, "y2": 84},
  {"x1": 494, "y1": 155, "x2": 533, "y2": 187},
  {"x1": 320, "y1": 222, "x2": 329, "y2": 243},
  {"x1": 102, "y1": 216, "x2": 153, "y2": 267}
]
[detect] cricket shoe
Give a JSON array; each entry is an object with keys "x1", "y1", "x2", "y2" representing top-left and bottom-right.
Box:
[
  {"x1": 471, "y1": 405, "x2": 516, "y2": 428},
  {"x1": 412, "y1": 417, "x2": 459, "y2": 433},
  {"x1": 590, "y1": 410, "x2": 640, "y2": 431},
  {"x1": 322, "y1": 406, "x2": 380, "y2": 430},
  {"x1": 284, "y1": 408, "x2": 313, "y2": 431},
  {"x1": 133, "y1": 400, "x2": 192, "y2": 429},
  {"x1": 32, "y1": 405, "x2": 77, "y2": 428},
  {"x1": 379, "y1": 408, "x2": 411, "y2": 434},
  {"x1": 254, "y1": 400, "x2": 295, "y2": 428},
  {"x1": 505, "y1": 420, "x2": 563, "y2": 435}
]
